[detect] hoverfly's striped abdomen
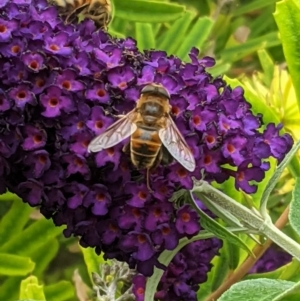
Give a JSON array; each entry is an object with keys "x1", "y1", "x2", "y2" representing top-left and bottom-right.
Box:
[{"x1": 130, "y1": 125, "x2": 162, "y2": 169}]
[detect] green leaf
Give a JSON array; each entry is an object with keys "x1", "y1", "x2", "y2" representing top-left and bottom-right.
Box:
[
  {"x1": 0, "y1": 199, "x2": 32, "y2": 245},
  {"x1": 260, "y1": 139, "x2": 300, "y2": 218},
  {"x1": 0, "y1": 190, "x2": 22, "y2": 202},
  {"x1": 135, "y1": 23, "x2": 155, "y2": 50},
  {"x1": 114, "y1": 0, "x2": 185, "y2": 23},
  {"x1": 218, "y1": 279, "x2": 295, "y2": 301},
  {"x1": 190, "y1": 192, "x2": 254, "y2": 256},
  {"x1": 156, "y1": 10, "x2": 196, "y2": 54},
  {"x1": 0, "y1": 277, "x2": 22, "y2": 300},
  {"x1": 176, "y1": 16, "x2": 214, "y2": 61},
  {"x1": 289, "y1": 177, "x2": 300, "y2": 236},
  {"x1": 0, "y1": 218, "x2": 62, "y2": 255},
  {"x1": 257, "y1": 49, "x2": 274, "y2": 87},
  {"x1": 80, "y1": 246, "x2": 106, "y2": 284},
  {"x1": 222, "y1": 32, "x2": 281, "y2": 63},
  {"x1": 19, "y1": 276, "x2": 46, "y2": 301},
  {"x1": 0, "y1": 253, "x2": 35, "y2": 276},
  {"x1": 31, "y1": 238, "x2": 59, "y2": 277},
  {"x1": 44, "y1": 281, "x2": 75, "y2": 301},
  {"x1": 274, "y1": 0, "x2": 300, "y2": 109},
  {"x1": 232, "y1": 0, "x2": 277, "y2": 16}
]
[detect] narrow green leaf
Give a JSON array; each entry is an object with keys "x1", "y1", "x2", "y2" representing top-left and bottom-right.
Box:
[
  {"x1": 260, "y1": 140, "x2": 300, "y2": 218},
  {"x1": 135, "y1": 23, "x2": 155, "y2": 50},
  {"x1": 222, "y1": 32, "x2": 281, "y2": 63},
  {"x1": 190, "y1": 192, "x2": 254, "y2": 256},
  {"x1": 0, "y1": 190, "x2": 22, "y2": 202},
  {"x1": 31, "y1": 239, "x2": 59, "y2": 277},
  {"x1": 257, "y1": 49, "x2": 274, "y2": 87},
  {"x1": 80, "y1": 246, "x2": 106, "y2": 284},
  {"x1": 114, "y1": 0, "x2": 185, "y2": 23},
  {"x1": 210, "y1": 243, "x2": 231, "y2": 291},
  {"x1": 232, "y1": 0, "x2": 277, "y2": 16},
  {"x1": 44, "y1": 281, "x2": 75, "y2": 301},
  {"x1": 0, "y1": 199, "x2": 32, "y2": 245},
  {"x1": 19, "y1": 276, "x2": 46, "y2": 301},
  {"x1": 289, "y1": 177, "x2": 300, "y2": 236},
  {"x1": 274, "y1": 0, "x2": 300, "y2": 109},
  {"x1": 0, "y1": 253, "x2": 35, "y2": 276},
  {"x1": 0, "y1": 277, "x2": 22, "y2": 300},
  {"x1": 218, "y1": 279, "x2": 295, "y2": 301},
  {"x1": 0, "y1": 218, "x2": 62, "y2": 255},
  {"x1": 156, "y1": 10, "x2": 196, "y2": 54},
  {"x1": 176, "y1": 16, "x2": 213, "y2": 61}
]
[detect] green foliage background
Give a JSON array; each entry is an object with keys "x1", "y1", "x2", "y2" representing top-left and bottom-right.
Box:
[{"x1": 1, "y1": 0, "x2": 300, "y2": 300}]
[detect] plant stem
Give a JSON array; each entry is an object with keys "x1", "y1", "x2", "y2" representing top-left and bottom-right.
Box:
[{"x1": 204, "y1": 205, "x2": 290, "y2": 301}]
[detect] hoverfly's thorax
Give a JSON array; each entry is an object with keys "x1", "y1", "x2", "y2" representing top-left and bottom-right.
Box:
[{"x1": 139, "y1": 100, "x2": 165, "y2": 125}]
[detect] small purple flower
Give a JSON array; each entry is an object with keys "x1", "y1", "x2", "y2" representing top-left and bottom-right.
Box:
[
  {"x1": 86, "y1": 106, "x2": 113, "y2": 135},
  {"x1": 24, "y1": 150, "x2": 51, "y2": 178},
  {"x1": 94, "y1": 48, "x2": 123, "y2": 69},
  {"x1": 44, "y1": 32, "x2": 72, "y2": 56},
  {"x1": 83, "y1": 184, "x2": 111, "y2": 216},
  {"x1": 18, "y1": 179, "x2": 44, "y2": 206},
  {"x1": 55, "y1": 69, "x2": 85, "y2": 92},
  {"x1": 85, "y1": 82, "x2": 110, "y2": 103},
  {"x1": 152, "y1": 223, "x2": 179, "y2": 250},
  {"x1": 0, "y1": 19, "x2": 17, "y2": 42},
  {"x1": 40, "y1": 86, "x2": 73, "y2": 117},
  {"x1": 119, "y1": 232, "x2": 156, "y2": 261},
  {"x1": 132, "y1": 275, "x2": 146, "y2": 301},
  {"x1": 21, "y1": 51, "x2": 46, "y2": 72},
  {"x1": 8, "y1": 84, "x2": 37, "y2": 109},
  {"x1": 62, "y1": 154, "x2": 90, "y2": 179},
  {"x1": 107, "y1": 66, "x2": 135, "y2": 90},
  {"x1": 176, "y1": 205, "x2": 200, "y2": 236},
  {"x1": 22, "y1": 125, "x2": 47, "y2": 151}
]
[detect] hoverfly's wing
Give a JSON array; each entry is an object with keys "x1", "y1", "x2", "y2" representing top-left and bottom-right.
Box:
[
  {"x1": 88, "y1": 110, "x2": 137, "y2": 153},
  {"x1": 159, "y1": 116, "x2": 196, "y2": 172}
]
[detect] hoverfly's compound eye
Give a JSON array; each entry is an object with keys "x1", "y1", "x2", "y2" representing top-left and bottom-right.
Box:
[{"x1": 141, "y1": 84, "x2": 170, "y2": 99}]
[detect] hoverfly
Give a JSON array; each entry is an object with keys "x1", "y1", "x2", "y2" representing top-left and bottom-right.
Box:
[
  {"x1": 49, "y1": 0, "x2": 112, "y2": 29},
  {"x1": 88, "y1": 84, "x2": 196, "y2": 191}
]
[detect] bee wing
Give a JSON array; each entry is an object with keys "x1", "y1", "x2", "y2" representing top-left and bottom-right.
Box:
[
  {"x1": 159, "y1": 116, "x2": 196, "y2": 172},
  {"x1": 88, "y1": 110, "x2": 138, "y2": 153}
]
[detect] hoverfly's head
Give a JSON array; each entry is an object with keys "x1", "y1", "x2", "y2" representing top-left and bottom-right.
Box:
[
  {"x1": 139, "y1": 84, "x2": 171, "y2": 125},
  {"x1": 141, "y1": 83, "x2": 170, "y2": 100}
]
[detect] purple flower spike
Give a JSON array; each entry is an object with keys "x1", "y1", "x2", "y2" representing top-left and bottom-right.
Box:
[
  {"x1": 0, "y1": 1, "x2": 293, "y2": 298},
  {"x1": 40, "y1": 86, "x2": 73, "y2": 117}
]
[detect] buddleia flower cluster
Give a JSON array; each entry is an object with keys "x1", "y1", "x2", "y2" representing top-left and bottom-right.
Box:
[{"x1": 0, "y1": 0, "x2": 293, "y2": 300}]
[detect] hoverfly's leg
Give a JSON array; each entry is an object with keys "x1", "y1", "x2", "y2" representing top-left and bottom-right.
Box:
[
  {"x1": 122, "y1": 142, "x2": 130, "y2": 154},
  {"x1": 146, "y1": 168, "x2": 153, "y2": 193}
]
